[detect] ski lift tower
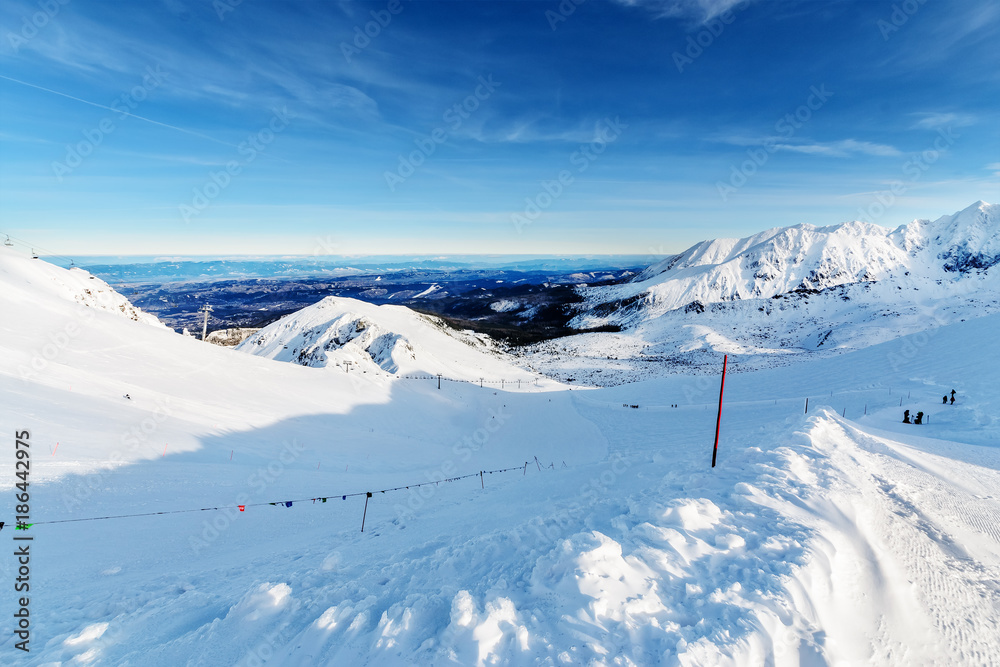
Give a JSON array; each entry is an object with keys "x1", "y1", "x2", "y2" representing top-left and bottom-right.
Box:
[{"x1": 199, "y1": 304, "x2": 214, "y2": 341}]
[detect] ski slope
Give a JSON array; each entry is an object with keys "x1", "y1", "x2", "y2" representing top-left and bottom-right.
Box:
[{"x1": 1, "y1": 248, "x2": 998, "y2": 665}]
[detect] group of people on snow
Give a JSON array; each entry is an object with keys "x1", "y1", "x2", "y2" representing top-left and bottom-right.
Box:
[{"x1": 904, "y1": 389, "x2": 956, "y2": 424}]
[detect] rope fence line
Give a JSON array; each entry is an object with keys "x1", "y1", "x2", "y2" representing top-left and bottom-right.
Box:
[
  {"x1": 396, "y1": 374, "x2": 540, "y2": 388},
  {"x1": 6, "y1": 462, "x2": 544, "y2": 532}
]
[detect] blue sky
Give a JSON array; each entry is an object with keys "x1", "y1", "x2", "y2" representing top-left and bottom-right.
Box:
[{"x1": 1, "y1": 0, "x2": 997, "y2": 256}]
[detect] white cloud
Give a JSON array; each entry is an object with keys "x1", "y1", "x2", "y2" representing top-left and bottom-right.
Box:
[
  {"x1": 720, "y1": 136, "x2": 901, "y2": 158},
  {"x1": 910, "y1": 112, "x2": 977, "y2": 130},
  {"x1": 779, "y1": 139, "x2": 901, "y2": 157},
  {"x1": 614, "y1": 0, "x2": 748, "y2": 22}
]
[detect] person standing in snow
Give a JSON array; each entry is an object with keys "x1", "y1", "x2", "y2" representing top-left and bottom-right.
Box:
[
  {"x1": 903, "y1": 410, "x2": 911, "y2": 424},
  {"x1": 950, "y1": 394, "x2": 956, "y2": 405},
  {"x1": 915, "y1": 411, "x2": 924, "y2": 425},
  {"x1": 943, "y1": 395, "x2": 948, "y2": 404}
]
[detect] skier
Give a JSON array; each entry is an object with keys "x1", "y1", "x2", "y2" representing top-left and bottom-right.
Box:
[
  {"x1": 903, "y1": 409, "x2": 911, "y2": 424},
  {"x1": 942, "y1": 395, "x2": 948, "y2": 404},
  {"x1": 124, "y1": 394, "x2": 131, "y2": 400},
  {"x1": 950, "y1": 394, "x2": 955, "y2": 405},
  {"x1": 915, "y1": 411, "x2": 924, "y2": 425}
]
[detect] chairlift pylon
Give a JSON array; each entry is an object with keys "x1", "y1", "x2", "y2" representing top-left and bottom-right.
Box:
[
  {"x1": 31, "y1": 248, "x2": 38, "y2": 259},
  {"x1": 3, "y1": 235, "x2": 12, "y2": 247}
]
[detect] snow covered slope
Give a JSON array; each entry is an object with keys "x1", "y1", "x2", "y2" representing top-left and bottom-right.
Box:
[
  {"x1": 2, "y1": 244, "x2": 998, "y2": 666},
  {"x1": 526, "y1": 201, "x2": 999, "y2": 383},
  {"x1": 0, "y1": 246, "x2": 163, "y2": 328},
  {"x1": 237, "y1": 296, "x2": 535, "y2": 381}
]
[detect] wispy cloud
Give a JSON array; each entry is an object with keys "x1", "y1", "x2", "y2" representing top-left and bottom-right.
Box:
[
  {"x1": 613, "y1": 0, "x2": 749, "y2": 23},
  {"x1": 720, "y1": 136, "x2": 901, "y2": 157},
  {"x1": 910, "y1": 112, "x2": 977, "y2": 130},
  {"x1": 487, "y1": 117, "x2": 620, "y2": 144}
]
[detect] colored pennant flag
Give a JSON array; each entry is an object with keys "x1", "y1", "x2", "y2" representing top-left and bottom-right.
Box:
[
  {"x1": 285, "y1": 501, "x2": 293, "y2": 508},
  {"x1": 238, "y1": 505, "x2": 245, "y2": 512},
  {"x1": 16, "y1": 522, "x2": 33, "y2": 530}
]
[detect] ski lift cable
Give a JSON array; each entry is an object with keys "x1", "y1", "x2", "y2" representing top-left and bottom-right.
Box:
[{"x1": 0, "y1": 230, "x2": 77, "y2": 265}]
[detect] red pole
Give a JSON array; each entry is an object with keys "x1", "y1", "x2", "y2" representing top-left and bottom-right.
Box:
[{"x1": 711, "y1": 355, "x2": 727, "y2": 468}]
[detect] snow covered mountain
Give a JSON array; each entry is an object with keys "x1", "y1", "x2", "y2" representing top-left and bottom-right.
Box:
[
  {"x1": 2, "y1": 243, "x2": 1000, "y2": 666},
  {"x1": 237, "y1": 296, "x2": 535, "y2": 381},
  {"x1": 529, "y1": 201, "x2": 999, "y2": 383},
  {"x1": 580, "y1": 200, "x2": 998, "y2": 324}
]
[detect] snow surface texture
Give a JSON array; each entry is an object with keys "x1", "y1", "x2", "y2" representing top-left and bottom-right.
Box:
[
  {"x1": 2, "y1": 239, "x2": 999, "y2": 665},
  {"x1": 528, "y1": 201, "x2": 1000, "y2": 384},
  {"x1": 0, "y1": 250, "x2": 163, "y2": 329},
  {"x1": 236, "y1": 296, "x2": 535, "y2": 382}
]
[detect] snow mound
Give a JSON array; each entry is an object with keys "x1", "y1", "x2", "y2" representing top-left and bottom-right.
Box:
[{"x1": 238, "y1": 295, "x2": 535, "y2": 381}]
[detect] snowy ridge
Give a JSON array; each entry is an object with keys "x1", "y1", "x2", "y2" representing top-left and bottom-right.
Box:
[
  {"x1": 0, "y1": 246, "x2": 163, "y2": 327},
  {"x1": 528, "y1": 202, "x2": 1000, "y2": 384},
  {"x1": 238, "y1": 295, "x2": 535, "y2": 381},
  {"x1": 581, "y1": 200, "x2": 998, "y2": 326}
]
